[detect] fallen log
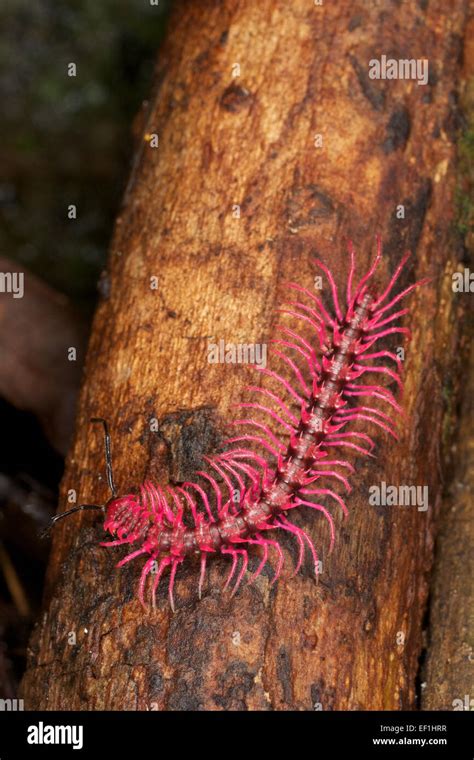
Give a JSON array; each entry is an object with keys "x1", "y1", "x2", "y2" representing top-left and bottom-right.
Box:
[{"x1": 21, "y1": 0, "x2": 470, "y2": 710}]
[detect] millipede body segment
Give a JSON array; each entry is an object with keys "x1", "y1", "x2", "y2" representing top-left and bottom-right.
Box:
[{"x1": 54, "y1": 240, "x2": 428, "y2": 610}]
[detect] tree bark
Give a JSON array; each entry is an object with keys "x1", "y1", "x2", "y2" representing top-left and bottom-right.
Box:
[
  {"x1": 422, "y1": 21, "x2": 474, "y2": 708},
  {"x1": 21, "y1": 0, "x2": 470, "y2": 710},
  {"x1": 421, "y1": 343, "x2": 474, "y2": 710}
]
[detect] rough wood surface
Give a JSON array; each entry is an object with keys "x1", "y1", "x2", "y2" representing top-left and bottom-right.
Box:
[
  {"x1": 422, "y1": 343, "x2": 473, "y2": 710},
  {"x1": 21, "y1": 0, "x2": 469, "y2": 710},
  {"x1": 422, "y1": 18, "x2": 474, "y2": 711}
]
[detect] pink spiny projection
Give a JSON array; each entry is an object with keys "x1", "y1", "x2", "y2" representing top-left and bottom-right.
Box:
[{"x1": 50, "y1": 239, "x2": 428, "y2": 610}]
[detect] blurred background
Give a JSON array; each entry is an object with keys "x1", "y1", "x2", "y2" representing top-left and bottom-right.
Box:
[{"x1": 0, "y1": 0, "x2": 170, "y2": 697}]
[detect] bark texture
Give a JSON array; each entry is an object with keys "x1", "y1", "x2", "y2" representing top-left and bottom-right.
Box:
[
  {"x1": 422, "y1": 15, "x2": 474, "y2": 710},
  {"x1": 422, "y1": 344, "x2": 473, "y2": 709},
  {"x1": 21, "y1": 0, "x2": 469, "y2": 710}
]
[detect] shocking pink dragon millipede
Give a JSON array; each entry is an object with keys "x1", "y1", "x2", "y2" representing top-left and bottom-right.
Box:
[{"x1": 50, "y1": 239, "x2": 428, "y2": 610}]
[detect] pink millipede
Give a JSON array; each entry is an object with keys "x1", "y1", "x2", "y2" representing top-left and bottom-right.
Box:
[{"x1": 49, "y1": 239, "x2": 428, "y2": 611}]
